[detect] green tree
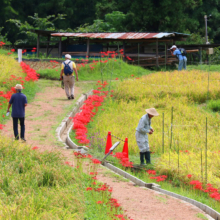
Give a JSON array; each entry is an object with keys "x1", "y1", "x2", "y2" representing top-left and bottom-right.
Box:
[{"x1": 7, "y1": 13, "x2": 67, "y2": 45}]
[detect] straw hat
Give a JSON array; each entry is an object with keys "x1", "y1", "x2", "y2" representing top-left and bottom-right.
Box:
[
  {"x1": 145, "y1": 108, "x2": 159, "y2": 116},
  {"x1": 14, "y1": 84, "x2": 23, "y2": 90},
  {"x1": 65, "y1": 54, "x2": 71, "y2": 59}
]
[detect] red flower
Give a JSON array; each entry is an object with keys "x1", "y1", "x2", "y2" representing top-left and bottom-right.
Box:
[
  {"x1": 187, "y1": 174, "x2": 192, "y2": 179},
  {"x1": 86, "y1": 187, "x2": 93, "y2": 191},
  {"x1": 32, "y1": 146, "x2": 39, "y2": 150},
  {"x1": 11, "y1": 49, "x2": 15, "y2": 52},
  {"x1": 96, "y1": 201, "x2": 103, "y2": 204}
]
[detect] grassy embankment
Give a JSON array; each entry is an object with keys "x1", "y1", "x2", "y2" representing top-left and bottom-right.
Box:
[{"x1": 34, "y1": 58, "x2": 151, "y2": 81}]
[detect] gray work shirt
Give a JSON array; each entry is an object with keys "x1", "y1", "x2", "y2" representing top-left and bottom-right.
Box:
[{"x1": 135, "y1": 114, "x2": 153, "y2": 152}]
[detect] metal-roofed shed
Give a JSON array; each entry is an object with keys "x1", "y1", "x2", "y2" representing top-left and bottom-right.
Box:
[{"x1": 50, "y1": 32, "x2": 190, "y2": 67}]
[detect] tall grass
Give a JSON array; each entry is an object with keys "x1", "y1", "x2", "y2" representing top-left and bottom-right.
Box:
[
  {"x1": 80, "y1": 69, "x2": 220, "y2": 188},
  {"x1": 0, "y1": 136, "x2": 85, "y2": 219}
]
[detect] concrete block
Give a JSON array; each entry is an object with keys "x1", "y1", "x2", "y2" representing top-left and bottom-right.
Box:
[{"x1": 145, "y1": 183, "x2": 153, "y2": 189}]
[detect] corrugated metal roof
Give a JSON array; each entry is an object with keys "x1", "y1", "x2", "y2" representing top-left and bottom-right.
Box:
[{"x1": 51, "y1": 32, "x2": 188, "y2": 40}]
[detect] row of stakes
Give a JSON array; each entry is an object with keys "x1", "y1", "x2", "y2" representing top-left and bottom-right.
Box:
[{"x1": 104, "y1": 131, "x2": 129, "y2": 159}]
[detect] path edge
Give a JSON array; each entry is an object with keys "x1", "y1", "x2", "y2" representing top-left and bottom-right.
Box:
[
  {"x1": 58, "y1": 91, "x2": 219, "y2": 220},
  {"x1": 56, "y1": 90, "x2": 93, "y2": 149}
]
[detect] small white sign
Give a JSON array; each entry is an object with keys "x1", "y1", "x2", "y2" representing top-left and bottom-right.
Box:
[
  {"x1": 109, "y1": 141, "x2": 120, "y2": 151},
  {"x1": 18, "y1": 49, "x2": 22, "y2": 63}
]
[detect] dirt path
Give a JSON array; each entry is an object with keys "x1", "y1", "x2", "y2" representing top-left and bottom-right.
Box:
[{"x1": 1, "y1": 79, "x2": 213, "y2": 220}]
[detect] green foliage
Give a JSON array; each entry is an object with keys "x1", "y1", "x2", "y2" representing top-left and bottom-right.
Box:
[
  {"x1": 7, "y1": 13, "x2": 68, "y2": 45},
  {"x1": 0, "y1": 27, "x2": 11, "y2": 45},
  {"x1": 75, "y1": 11, "x2": 127, "y2": 32},
  {"x1": 3, "y1": 0, "x2": 220, "y2": 44},
  {"x1": 207, "y1": 99, "x2": 220, "y2": 112}
]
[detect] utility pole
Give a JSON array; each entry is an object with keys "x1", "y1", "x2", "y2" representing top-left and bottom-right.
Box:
[{"x1": 204, "y1": 15, "x2": 208, "y2": 44}]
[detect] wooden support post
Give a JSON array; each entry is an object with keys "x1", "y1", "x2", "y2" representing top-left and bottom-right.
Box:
[
  {"x1": 156, "y1": 39, "x2": 159, "y2": 67},
  {"x1": 123, "y1": 41, "x2": 126, "y2": 61},
  {"x1": 59, "y1": 37, "x2": 62, "y2": 58},
  {"x1": 46, "y1": 35, "x2": 50, "y2": 57},
  {"x1": 37, "y1": 34, "x2": 40, "y2": 58},
  {"x1": 199, "y1": 47, "x2": 202, "y2": 64},
  {"x1": 86, "y1": 39, "x2": 90, "y2": 57},
  {"x1": 165, "y1": 43, "x2": 168, "y2": 65}
]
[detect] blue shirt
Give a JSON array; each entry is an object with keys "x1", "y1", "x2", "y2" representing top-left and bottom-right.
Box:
[
  {"x1": 9, "y1": 93, "x2": 27, "y2": 118},
  {"x1": 173, "y1": 49, "x2": 184, "y2": 60}
]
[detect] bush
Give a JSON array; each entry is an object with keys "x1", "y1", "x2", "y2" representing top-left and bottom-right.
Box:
[{"x1": 207, "y1": 99, "x2": 220, "y2": 112}]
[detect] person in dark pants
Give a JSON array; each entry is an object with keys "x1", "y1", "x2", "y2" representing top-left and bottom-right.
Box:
[
  {"x1": 7, "y1": 84, "x2": 27, "y2": 141},
  {"x1": 135, "y1": 108, "x2": 159, "y2": 165}
]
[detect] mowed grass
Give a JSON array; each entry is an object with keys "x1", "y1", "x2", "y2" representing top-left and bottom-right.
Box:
[
  {"x1": 188, "y1": 63, "x2": 220, "y2": 72},
  {"x1": 37, "y1": 59, "x2": 152, "y2": 81}
]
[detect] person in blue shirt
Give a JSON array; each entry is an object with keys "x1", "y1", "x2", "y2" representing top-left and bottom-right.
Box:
[
  {"x1": 170, "y1": 45, "x2": 187, "y2": 71},
  {"x1": 7, "y1": 84, "x2": 27, "y2": 141},
  {"x1": 136, "y1": 108, "x2": 159, "y2": 165}
]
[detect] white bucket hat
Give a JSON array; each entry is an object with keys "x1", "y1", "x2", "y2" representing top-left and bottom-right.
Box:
[
  {"x1": 65, "y1": 54, "x2": 71, "y2": 59},
  {"x1": 145, "y1": 108, "x2": 159, "y2": 116},
  {"x1": 170, "y1": 45, "x2": 177, "y2": 50},
  {"x1": 14, "y1": 84, "x2": 23, "y2": 90}
]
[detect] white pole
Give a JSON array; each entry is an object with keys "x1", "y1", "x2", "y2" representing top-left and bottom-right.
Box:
[{"x1": 18, "y1": 49, "x2": 22, "y2": 63}]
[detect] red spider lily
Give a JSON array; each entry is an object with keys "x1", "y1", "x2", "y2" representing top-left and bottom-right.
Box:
[
  {"x1": 114, "y1": 152, "x2": 133, "y2": 168},
  {"x1": 190, "y1": 180, "x2": 203, "y2": 190},
  {"x1": 146, "y1": 170, "x2": 156, "y2": 175},
  {"x1": 115, "y1": 78, "x2": 119, "y2": 80},
  {"x1": 91, "y1": 158, "x2": 101, "y2": 164},
  {"x1": 20, "y1": 62, "x2": 39, "y2": 81},
  {"x1": 210, "y1": 192, "x2": 220, "y2": 201},
  {"x1": 96, "y1": 201, "x2": 103, "y2": 204},
  {"x1": 187, "y1": 174, "x2": 192, "y2": 179},
  {"x1": 11, "y1": 49, "x2": 15, "y2": 52},
  {"x1": 86, "y1": 187, "x2": 93, "y2": 191},
  {"x1": 0, "y1": 41, "x2": 5, "y2": 47},
  {"x1": 32, "y1": 146, "x2": 39, "y2": 150},
  {"x1": 64, "y1": 161, "x2": 72, "y2": 166}
]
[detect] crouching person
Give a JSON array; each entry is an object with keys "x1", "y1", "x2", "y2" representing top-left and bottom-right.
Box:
[{"x1": 135, "y1": 108, "x2": 159, "y2": 165}]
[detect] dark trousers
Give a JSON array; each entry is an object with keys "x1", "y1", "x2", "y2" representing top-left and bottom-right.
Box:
[
  {"x1": 13, "y1": 117, "x2": 25, "y2": 140},
  {"x1": 140, "y1": 152, "x2": 151, "y2": 164}
]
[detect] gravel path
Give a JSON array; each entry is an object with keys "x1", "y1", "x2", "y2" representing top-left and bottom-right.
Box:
[{"x1": 1, "y1": 79, "x2": 214, "y2": 220}]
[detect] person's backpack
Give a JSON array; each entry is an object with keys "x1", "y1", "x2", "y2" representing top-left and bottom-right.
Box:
[
  {"x1": 178, "y1": 48, "x2": 187, "y2": 57},
  {"x1": 63, "y1": 61, "x2": 73, "y2": 75}
]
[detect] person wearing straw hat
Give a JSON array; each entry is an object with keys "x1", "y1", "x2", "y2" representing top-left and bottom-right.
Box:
[
  {"x1": 60, "y1": 54, "x2": 79, "y2": 100},
  {"x1": 136, "y1": 108, "x2": 159, "y2": 165},
  {"x1": 7, "y1": 84, "x2": 27, "y2": 141}
]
